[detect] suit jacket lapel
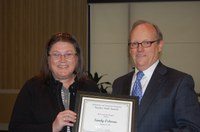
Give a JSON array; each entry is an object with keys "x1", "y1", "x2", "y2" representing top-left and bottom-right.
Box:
[
  {"x1": 138, "y1": 62, "x2": 168, "y2": 124},
  {"x1": 122, "y1": 71, "x2": 134, "y2": 95}
]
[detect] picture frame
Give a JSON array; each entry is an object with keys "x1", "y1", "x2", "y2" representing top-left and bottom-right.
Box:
[{"x1": 73, "y1": 91, "x2": 138, "y2": 132}]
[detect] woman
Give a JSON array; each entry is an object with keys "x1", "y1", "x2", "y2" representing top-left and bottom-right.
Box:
[{"x1": 9, "y1": 32, "x2": 99, "y2": 132}]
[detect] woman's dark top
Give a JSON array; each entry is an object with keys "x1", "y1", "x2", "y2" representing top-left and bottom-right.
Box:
[{"x1": 9, "y1": 76, "x2": 99, "y2": 132}]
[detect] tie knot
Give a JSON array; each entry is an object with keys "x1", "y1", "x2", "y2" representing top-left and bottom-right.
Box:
[{"x1": 136, "y1": 71, "x2": 144, "y2": 81}]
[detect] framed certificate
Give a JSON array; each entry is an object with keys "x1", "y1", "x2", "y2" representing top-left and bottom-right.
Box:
[{"x1": 73, "y1": 91, "x2": 138, "y2": 132}]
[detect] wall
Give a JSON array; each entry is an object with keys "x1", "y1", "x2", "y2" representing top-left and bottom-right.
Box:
[
  {"x1": 0, "y1": 0, "x2": 87, "y2": 130},
  {"x1": 0, "y1": 90, "x2": 18, "y2": 130},
  {"x1": 89, "y1": 1, "x2": 200, "y2": 94},
  {"x1": 90, "y1": 3, "x2": 130, "y2": 93},
  {"x1": 0, "y1": 0, "x2": 87, "y2": 90}
]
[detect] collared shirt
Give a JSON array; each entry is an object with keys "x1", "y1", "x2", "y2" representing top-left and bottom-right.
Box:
[
  {"x1": 61, "y1": 86, "x2": 70, "y2": 109},
  {"x1": 61, "y1": 86, "x2": 71, "y2": 132},
  {"x1": 130, "y1": 60, "x2": 159, "y2": 96}
]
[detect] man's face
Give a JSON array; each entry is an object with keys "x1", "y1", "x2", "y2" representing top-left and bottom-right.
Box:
[{"x1": 129, "y1": 23, "x2": 164, "y2": 71}]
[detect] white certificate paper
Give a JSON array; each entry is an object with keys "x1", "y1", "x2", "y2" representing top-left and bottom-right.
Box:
[{"x1": 73, "y1": 92, "x2": 138, "y2": 132}]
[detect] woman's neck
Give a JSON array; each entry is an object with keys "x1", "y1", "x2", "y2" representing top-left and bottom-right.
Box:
[{"x1": 58, "y1": 74, "x2": 76, "y2": 89}]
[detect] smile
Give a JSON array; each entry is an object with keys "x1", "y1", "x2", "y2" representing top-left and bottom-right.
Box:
[{"x1": 58, "y1": 65, "x2": 68, "y2": 68}]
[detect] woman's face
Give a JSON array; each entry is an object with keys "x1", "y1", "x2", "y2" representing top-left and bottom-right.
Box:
[{"x1": 48, "y1": 41, "x2": 78, "y2": 81}]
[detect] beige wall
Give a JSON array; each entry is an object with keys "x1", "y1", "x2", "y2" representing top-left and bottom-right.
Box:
[
  {"x1": 90, "y1": 3, "x2": 130, "y2": 93},
  {"x1": 90, "y1": 2, "x2": 200, "y2": 94}
]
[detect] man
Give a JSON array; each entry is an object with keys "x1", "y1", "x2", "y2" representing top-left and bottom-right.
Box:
[{"x1": 112, "y1": 20, "x2": 200, "y2": 132}]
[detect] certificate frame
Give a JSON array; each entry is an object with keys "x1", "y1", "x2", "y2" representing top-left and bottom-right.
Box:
[{"x1": 73, "y1": 91, "x2": 138, "y2": 132}]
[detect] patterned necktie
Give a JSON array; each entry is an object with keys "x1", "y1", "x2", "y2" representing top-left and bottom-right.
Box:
[{"x1": 131, "y1": 71, "x2": 144, "y2": 104}]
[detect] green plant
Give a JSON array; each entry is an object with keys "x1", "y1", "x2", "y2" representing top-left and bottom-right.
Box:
[{"x1": 87, "y1": 71, "x2": 112, "y2": 93}]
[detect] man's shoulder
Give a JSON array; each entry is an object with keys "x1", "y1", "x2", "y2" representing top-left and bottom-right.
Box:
[
  {"x1": 114, "y1": 71, "x2": 134, "y2": 82},
  {"x1": 164, "y1": 65, "x2": 191, "y2": 77},
  {"x1": 157, "y1": 62, "x2": 191, "y2": 77}
]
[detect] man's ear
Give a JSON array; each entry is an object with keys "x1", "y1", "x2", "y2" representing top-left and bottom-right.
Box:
[{"x1": 158, "y1": 40, "x2": 164, "y2": 52}]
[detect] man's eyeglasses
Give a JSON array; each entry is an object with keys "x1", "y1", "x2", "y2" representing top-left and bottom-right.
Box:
[
  {"x1": 128, "y1": 40, "x2": 159, "y2": 49},
  {"x1": 48, "y1": 52, "x2": 77, "y2": 61}
]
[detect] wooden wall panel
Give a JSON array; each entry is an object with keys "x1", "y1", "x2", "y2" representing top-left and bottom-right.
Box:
[{"x1": 0, "y1": 0, "x2": 87, "y2": 89}]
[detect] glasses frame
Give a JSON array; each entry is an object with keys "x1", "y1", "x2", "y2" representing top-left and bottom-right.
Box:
[
  {"x1": 128, "y1": 40, "x2": 159, "y2": 49},
  {"x1": 48, "y1": 52, "x2": 77, "y2": 61}
]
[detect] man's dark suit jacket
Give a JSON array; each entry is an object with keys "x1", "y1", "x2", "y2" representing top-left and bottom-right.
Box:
[{"x1": 112, "y1": 62, "x2": 200, "y2": 132}]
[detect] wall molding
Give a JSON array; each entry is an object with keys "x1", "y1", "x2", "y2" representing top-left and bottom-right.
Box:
[
  {"x1": 0, "y1": 89, "x2": 19, "y2": 94},
  {"x1": 0, "y1": 123, "x2": 8, "y2": 130}
]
